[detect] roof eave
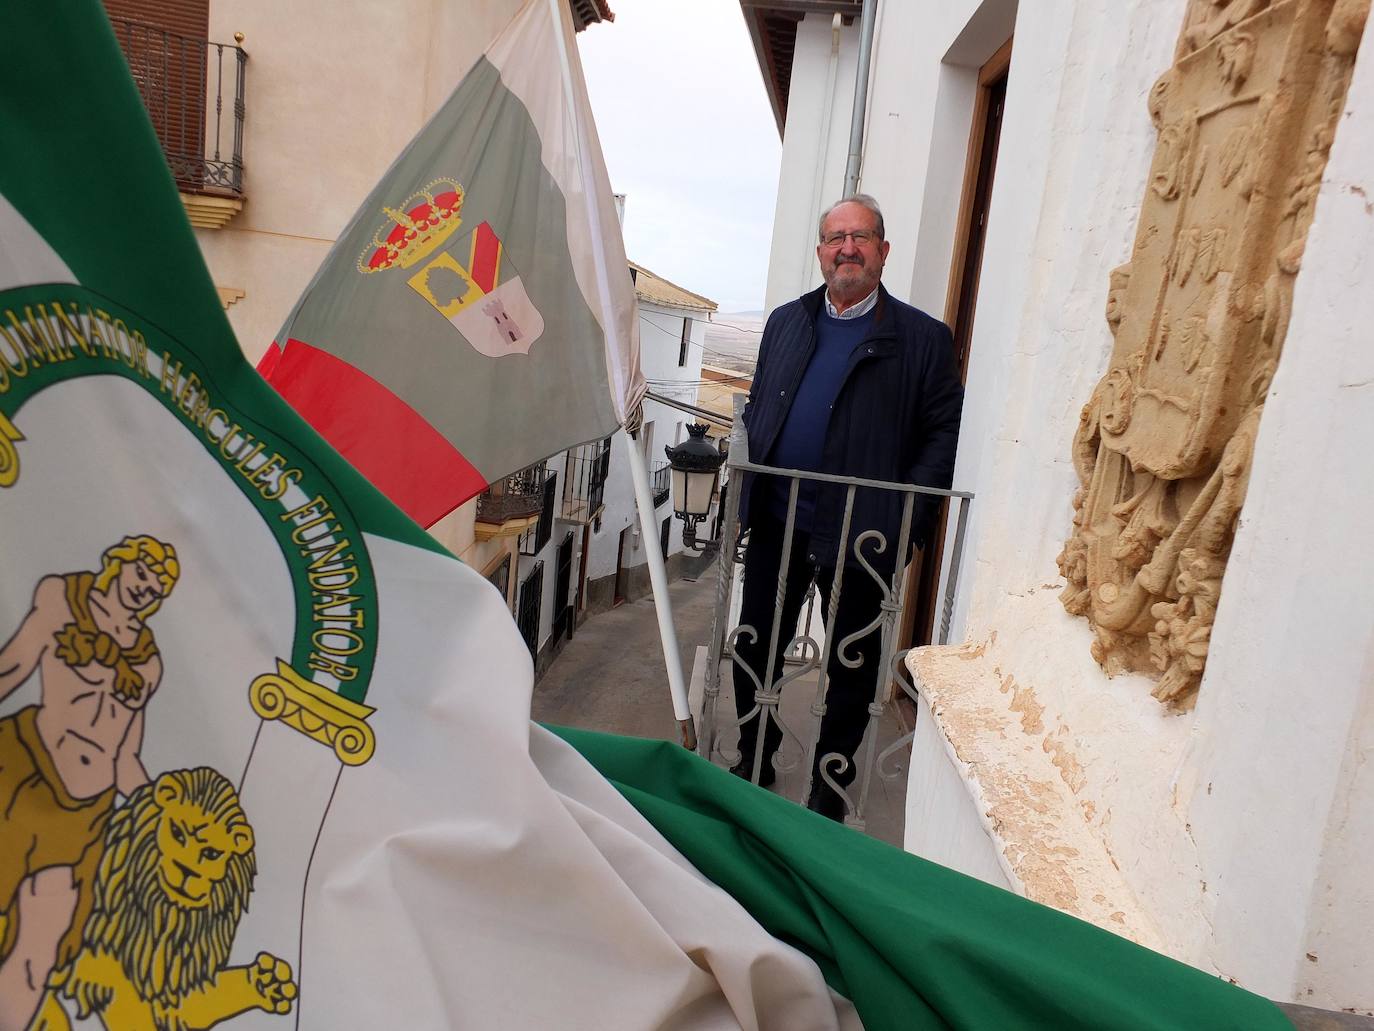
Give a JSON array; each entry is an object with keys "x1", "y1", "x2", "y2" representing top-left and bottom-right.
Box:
[
  {"x1": 741, "y1": 8, "x2": 787, "y2": 138},
  {"x1": 570, "y1": 0, "x2": 614, "y2": 33},
  {"x1": 738, "y1": 2, "x2": 865, "y2": 139},
  {"x1": 636, "y1": 296, "x2": 719, "y2": 315}
]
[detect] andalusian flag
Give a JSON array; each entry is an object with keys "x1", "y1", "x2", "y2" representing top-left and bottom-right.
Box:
[
  {"x1": 259, "y1": 0, "x2": 643, "y2": 528},
  {"x1": 0, "y1": 1, "x2": 1296, "y2": 1029}
]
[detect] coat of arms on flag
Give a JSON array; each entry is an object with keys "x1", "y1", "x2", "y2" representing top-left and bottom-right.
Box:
[{"x1": 356, "y1": 179, "x2": 546, "y2": 359}]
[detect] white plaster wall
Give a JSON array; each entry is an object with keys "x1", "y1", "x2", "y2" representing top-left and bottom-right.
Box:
[
  {"x1": 763, "y1": 14, "x2": 861, "y2": 314},
  {"x1": 587, "y1": 300, "x2": 711, "y2": 581},
  {"x1": 762, "y1": 1, "x2": 1019, "y2": 318},
  {"x1": 861, "y1": 0, "x2": 1019, "y2": 314},
  {"x1": 201, "y1": 0, "x2": 524, "y2": 363},
  {"x1": 934, "y1": 0, "x2": 1171, "y2": 643},
  {"x1": 1180, "y1": 26, "x2": 1374, "y2": 1006},
  {"x1": 587, "y1": 426, "x2": 637, "y2": 581},
  {"x1": 920, "y1": 0, "x2": 1214, "y2": 957},
  {"x1": 907, "y1": 65, "x2": 978, "y2": 317}
]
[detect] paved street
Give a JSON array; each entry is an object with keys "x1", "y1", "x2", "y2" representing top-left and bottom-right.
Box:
[
  {"x1": 533, "y1": 563, "x2": 715, "y2": 740},
  {"x1": 533, "y1": 562, "x2": 913, "y2": 846}
]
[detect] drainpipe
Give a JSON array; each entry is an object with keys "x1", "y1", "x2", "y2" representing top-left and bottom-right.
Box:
[
  {"x1": 842, "y1": 0, "x2": 878, "y2": 197},
  {"x1": 804, "y1": 13, "x2": 844, "y2": 296}
]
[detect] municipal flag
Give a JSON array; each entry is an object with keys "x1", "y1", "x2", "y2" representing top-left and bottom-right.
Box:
[
  {"x1": 0, "y1": 2, "x2": 1297, "y2": 1029},
  {"x1": 259, "y1": 0, "x2": 643, "y2": 528}
]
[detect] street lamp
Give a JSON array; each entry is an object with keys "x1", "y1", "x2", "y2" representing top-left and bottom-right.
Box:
[{"x1": 665, "y1": 423, "x2": 726, "y2": 550}]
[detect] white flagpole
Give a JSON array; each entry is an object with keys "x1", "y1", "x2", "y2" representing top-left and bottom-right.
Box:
[
  {"x1": 543, "y1": 0, "x2": 695, "y2": 748},
  {"x1": 622, "y1": 428, "x2": 696, "y2": 748}
]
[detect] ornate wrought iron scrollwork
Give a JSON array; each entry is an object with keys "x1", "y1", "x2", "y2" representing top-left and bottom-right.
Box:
[
  {"x1": 836, "y1": 529, "x2": 891, "y2": 669},
  {"x1": 718, "y1": 625, "x2": 818, "y2": 781},
  {"x1": 715, "y1": 624, "x2": 762, "y2": 765},
  {"x1": 764, "y1": 635, "x2": 822, "y2": 774},
  {"x1": 876, "y1": 649, "x2": 918, "y2": 783},
  {"x1": 817, "y1": 751, "x2": 856, "y2": 822}
]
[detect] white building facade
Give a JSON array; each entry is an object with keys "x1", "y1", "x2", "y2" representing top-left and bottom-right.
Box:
[
  {"x1": 581, "y1": 264, "x2": 718, "y2": 613},
  {"x1": 745, "y1": 0, "x2": 1374, "y2": 1012}
]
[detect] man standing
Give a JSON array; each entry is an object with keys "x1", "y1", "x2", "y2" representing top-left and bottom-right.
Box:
[{"x1": 733, "y1": 195, "x2": 962, "y2": 820}]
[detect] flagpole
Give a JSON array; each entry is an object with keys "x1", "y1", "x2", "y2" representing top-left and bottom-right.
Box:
[
  {"x1": 623, "y1": 428, "x2": 696, "y2": 749},
  {"x1": 544, "y1": 0, "x2": 695, "y2": 749}
]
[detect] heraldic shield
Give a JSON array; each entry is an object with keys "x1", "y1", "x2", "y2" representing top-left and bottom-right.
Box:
[{"x1": 407, "y1": 220, "x2": 547, "y2": 358}]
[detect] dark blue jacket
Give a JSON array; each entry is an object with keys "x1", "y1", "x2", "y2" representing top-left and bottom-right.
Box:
[{"x1": 739, "y1": 284, "x2": 963, "y2": 574}]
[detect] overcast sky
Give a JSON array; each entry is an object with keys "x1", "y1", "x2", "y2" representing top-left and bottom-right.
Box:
[{"x1": 577, "y1": 1, "x2": 780, "y2": 314}]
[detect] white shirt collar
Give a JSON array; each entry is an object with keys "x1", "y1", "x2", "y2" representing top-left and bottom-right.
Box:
[{"x1": 824, "y1": 284, "x2": 880, "y2": 320}]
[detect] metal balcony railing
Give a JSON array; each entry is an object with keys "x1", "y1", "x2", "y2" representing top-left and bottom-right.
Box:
[
  {"x1": 698, "y1": 395, "x2": 975, "y2": 833},
  {"x1": 561, "y1": 437, "x2": 611, "y2": 523},
  {"x1": 477, "y1": 461, "x2": 550, "y2": 525},
  {"x1": 112, "y1": 19, "x2": 247, "y2": 197},
  {"x1": 651, "y1": 460, "x2": 671, "y2": 508},
  {"x1": 518, "y1": 471, "x2": 559, "y2": 557}
]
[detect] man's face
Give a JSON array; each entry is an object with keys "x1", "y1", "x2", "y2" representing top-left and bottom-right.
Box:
[
  {"x1": 816, "y1": 202, "x2": 890, "y2": 303},
  {"x1": 118, "y1": 559, "x2": 166, "y2": 613}
]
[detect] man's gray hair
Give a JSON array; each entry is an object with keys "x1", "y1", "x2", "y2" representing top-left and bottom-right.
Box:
[{"x1": 818, "y1": 194, "x2": 885, "y2": 241}]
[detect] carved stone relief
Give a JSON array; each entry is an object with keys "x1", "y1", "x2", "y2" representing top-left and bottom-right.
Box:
[{"x1": 1058, "y1": 0, "x2": 1369, "y2": 706}]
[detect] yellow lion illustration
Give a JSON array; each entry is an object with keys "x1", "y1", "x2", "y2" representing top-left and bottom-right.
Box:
[{"x1": 30, "y1": 768, "x2": 297, "y2": 1031}]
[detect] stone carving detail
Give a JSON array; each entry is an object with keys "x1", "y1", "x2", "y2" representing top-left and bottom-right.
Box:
[{"x1": 1058, "y1": 0, "x2": 1368, "y2": 706}]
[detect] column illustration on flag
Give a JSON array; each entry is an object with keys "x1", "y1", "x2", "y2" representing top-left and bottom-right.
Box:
[{"x1": 260, "y1": 0, "x2": 642, "y2": 529}]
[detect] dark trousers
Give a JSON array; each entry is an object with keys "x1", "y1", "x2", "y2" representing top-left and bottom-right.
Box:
[{"x1": 732, "y1": 509, "x2": 888, "y2": 795}]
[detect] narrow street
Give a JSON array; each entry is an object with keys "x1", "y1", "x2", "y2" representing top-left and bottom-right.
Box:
[{"x1": 533, "y1": 564, "x2": 716, "y2": 741}]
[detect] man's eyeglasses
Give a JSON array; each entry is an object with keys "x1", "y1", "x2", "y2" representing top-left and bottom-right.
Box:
[{"x1": 820, "y1": 230, "x2": 879, "y2": 248}]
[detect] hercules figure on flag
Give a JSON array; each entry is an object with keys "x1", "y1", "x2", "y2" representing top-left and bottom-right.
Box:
[{"x1": 0, "y1": 535, "x2": 178, "y2": 1028}]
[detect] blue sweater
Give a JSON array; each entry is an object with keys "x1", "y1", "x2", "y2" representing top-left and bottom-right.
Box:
[{"x1": 766, "y1": 307, "x2": 876, "y2": 530}]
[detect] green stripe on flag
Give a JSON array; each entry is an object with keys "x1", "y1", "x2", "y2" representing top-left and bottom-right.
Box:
[
  {"x1": 551, "y1": 726, "x2": 1295, "y2": 1031},
  {"x1": 0, "y1": 0, "x2": 444, "y2": 561}
]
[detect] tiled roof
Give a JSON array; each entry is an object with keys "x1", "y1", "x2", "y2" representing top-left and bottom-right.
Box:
[{"x1": 629, "y1": 261, "x2": 718, "y2": 313}]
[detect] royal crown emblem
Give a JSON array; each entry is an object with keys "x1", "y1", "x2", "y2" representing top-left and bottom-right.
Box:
[{"x1": 357, "y1": 178, "x2": 465, "y2": 274}]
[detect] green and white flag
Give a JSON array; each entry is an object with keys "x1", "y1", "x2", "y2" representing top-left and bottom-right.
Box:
[{"x1": 0, "y1": 2, "x2": 1296, "y2": 1029}]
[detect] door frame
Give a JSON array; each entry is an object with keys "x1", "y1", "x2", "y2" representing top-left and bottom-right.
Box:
[{"x1": 902, "y1": 36, "x2": 1012, "y2": 653}]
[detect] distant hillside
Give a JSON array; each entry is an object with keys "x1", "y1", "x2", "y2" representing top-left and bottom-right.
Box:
[{"x1": 702, "y1": 311, "x2": 763, "y2": 373}]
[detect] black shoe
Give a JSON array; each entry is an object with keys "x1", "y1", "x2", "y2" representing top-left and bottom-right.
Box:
[
  {"x1": 806, "y1": 784, "x2": 846, "y2": 822},
  {"x1": 729, "y1": 756, "x2": 776, "y2": 788}
]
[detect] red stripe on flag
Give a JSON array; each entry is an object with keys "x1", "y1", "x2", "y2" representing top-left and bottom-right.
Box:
[
  {"x1": 469, "y1": 221, "x2": 502, "y2": 294},
  {"x1": 258, "y1": 339, "x2": 487, "y2": 528},
  {"x1": 258, "y1": 340, "x2": 283, "y2": 380}
]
